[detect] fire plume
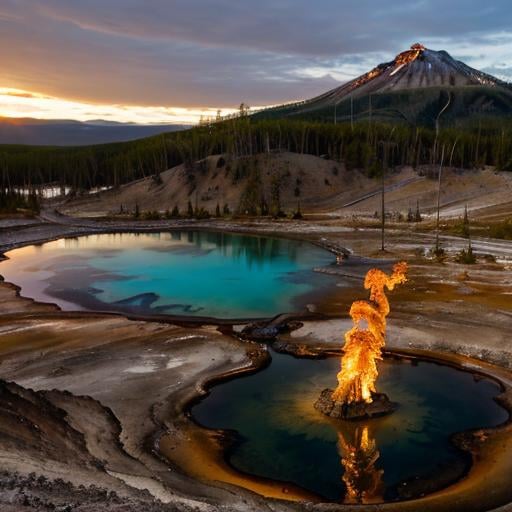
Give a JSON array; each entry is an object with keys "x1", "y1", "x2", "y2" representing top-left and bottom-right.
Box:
[{"x1": 332, "y1": 262, "x2": 408, "y2": 404}]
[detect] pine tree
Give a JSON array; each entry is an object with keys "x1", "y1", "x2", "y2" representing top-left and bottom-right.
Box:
[
  {"x1": 462, "y1": 204, "x2": 470, "y2": 237},
  {"x1": 415, "y1": 200, "x2": 422, "y2": 222},
  {"x1": 270, "y1": 175, "x2": 282, "y2": 217},
  {"x1": 292, "y1": 200, "x2": 303, "y2": 220}
]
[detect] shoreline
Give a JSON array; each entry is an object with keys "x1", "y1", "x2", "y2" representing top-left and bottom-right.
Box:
[
  {"x1": 0, "y1": 222, "x2": 349, "y2": 326},
  {"x1": 161, "y1": 341, "x2": 512, "y2": 509},
  {"x1": 0, "y1": 213, "x2": 511, "y2": 511}
]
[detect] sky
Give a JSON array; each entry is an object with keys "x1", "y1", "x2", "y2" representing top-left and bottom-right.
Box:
[{"x1": 2, "y1": 0, "x2": 512, "y2": 124}]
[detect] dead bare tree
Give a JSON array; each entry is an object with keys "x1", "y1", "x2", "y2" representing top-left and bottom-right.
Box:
[{"x1": 434, "y1": 145, "x2": 446, "y2": 254}]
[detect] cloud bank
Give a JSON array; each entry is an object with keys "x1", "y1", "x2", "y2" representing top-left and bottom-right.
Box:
[{"x1": 2, "y1": 0, "x2": 512, "y2": 120}]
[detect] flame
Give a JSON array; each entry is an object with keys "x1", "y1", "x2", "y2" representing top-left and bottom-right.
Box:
[
  {"x1": 394, "y1": 44, "x2": 425, "y2": 67},
  {"x1": 338, "y1": 425, "x2": 384, "y2": 504},
  {"x1": 332, "y1": 262, "x2": 408, "y2": 404},
  {"x1": 349, "y1": 68, "x2": 383, "y2": 91},
  {"x1": 347, "y1": 44, "x2": 425, "y2": 92}
]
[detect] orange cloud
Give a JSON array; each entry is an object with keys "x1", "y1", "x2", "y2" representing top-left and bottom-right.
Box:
[{"x1": 5, "y1": 91, "x2": 38, "y2": 99}]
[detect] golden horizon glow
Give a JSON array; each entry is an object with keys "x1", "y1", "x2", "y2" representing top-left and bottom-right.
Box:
[{"x1": 0, "y1": 87, "x2": 241, "y2": 125}]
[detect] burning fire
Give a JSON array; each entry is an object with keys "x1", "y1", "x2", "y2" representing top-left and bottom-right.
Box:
[
  {"x1": 394, "y1": 44, "x2": 425, "y2": 66},
  {"x1": 332, "y1": 262, "x2": 408, "y2": 404},
  {"x1": 349, "y1": 68, "x2": 384, "y2": 91},
  {"x1": 347, "y1": 44, "x2": 426, "y2": 92}
]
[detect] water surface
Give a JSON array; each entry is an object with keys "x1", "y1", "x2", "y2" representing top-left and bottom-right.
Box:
[
  {"x1": 0, "y1": 231, "x2": 336, "y2": 319},
  {"x1": 193, "y1": 351, "x2": 508, "y2": 502}
]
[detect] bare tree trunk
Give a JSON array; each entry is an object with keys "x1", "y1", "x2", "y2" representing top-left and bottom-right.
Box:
[
  {"x1": 434, "y1": 93, "x2": 452, "y2": 164},
  {"x1": 449, "y1": 138, "x2": 459, "y2": 168},
  {"x1": 475, "y1": 121, "x2": 482, "y2": 167},
  {"x1": 435, "y1": 145, "x2": 446, "y2": 253},
  {"x1": 381, "y1": 145, "x2": 386, "y2": 252},
  {"x1": 367, "y1": 94, "x2": 372, "y2": 143},
  {"x1": 350, "y1": 94, "x2": 354, "y2": 132}
]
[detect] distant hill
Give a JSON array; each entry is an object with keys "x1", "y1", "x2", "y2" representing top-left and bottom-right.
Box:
[
  {"x1": 0, "y1": 117, "x2": 189, "y2": 146},
  {"x1": 256, "y1": 44, "x2": 512, "y2": 125}
]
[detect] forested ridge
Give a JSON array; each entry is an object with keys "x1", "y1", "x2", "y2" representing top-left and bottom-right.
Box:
[{"x1": 2, "y1": 113, "x2": 512, "y2": 192}]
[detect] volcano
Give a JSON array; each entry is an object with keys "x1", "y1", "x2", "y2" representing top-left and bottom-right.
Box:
[{"x1": 257, "y1": 44, "x2": 512, "y2": 125}]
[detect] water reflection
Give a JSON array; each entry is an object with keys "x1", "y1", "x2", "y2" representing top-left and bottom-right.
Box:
[
  {"x1": 337, "y1": 424, "x2": 384, "y2": 503},
  {"x1": 0, "y1": 231, "x2": 335, "y2": 319},
  {"x1": 192, "y1": 350, "x2": 508, "y2": 502}
]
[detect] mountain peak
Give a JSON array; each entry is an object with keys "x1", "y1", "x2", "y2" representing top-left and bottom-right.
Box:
[
  {"x1": 346, "y1": 43, "x2": 428, "y2": 93},
  {"x1": 257, "y1": 44, "x2": 512, "y2": 125},
  {"x1": 342, "y1": 44, "x2": 504, "y2": 100},
  {"x1": 395, "y1": 43, "x2": 426, "y2": 66}
]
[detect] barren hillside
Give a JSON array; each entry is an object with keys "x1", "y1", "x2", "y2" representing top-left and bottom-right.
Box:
[
  {"x1": 345, "y1": 167, "x2": 512, "y2": 219},
  {"x1": 62, "y1": 152, "x2": 367, "y2": 216},
  {"x1": 61, "y1": 152, "x2": 512, "y2": 221}
]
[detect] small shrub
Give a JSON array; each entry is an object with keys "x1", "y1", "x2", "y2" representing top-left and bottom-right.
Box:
[
  {"x1": 143, "y1": 210, "x2": 162, "y2": 220},
  {"x1": 455, "y1": 244, "x2": 476, "y2": 264},
  {"x1": 195, "y1": 208, "x2": 210, "y2": 219},
  {"x1": 414, "y1": 202, "x2": 422, "y2": 222},
  {"x1": 429, "y1": 246, "x2": 445, "y2": 260}
]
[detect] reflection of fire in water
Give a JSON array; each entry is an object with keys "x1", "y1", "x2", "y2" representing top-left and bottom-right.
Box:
[
  {"x1": 338, "y1": 425, "x2": 384, "y2": 503},
  {"x1": 333, "y1": 262, "x2": 408, "y2": 405},
  {"x1": 313, "y1": 262, "x2": 407, "y2": 496}
]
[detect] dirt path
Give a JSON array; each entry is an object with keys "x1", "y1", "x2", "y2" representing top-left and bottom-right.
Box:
[{"x1": 341, "y1": 175, "x2": 425, "y2": 207}]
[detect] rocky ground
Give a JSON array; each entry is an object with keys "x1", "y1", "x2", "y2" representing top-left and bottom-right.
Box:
[{"x1": 0, "y1": 212, "x2": 512, "y2": 511}]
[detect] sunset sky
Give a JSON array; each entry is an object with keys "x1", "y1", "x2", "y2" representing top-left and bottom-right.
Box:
[{"x1": 2, "y1": 0, "x2": 512, "y2": 124}]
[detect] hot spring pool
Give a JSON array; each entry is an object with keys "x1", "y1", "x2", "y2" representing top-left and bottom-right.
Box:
[
  {"x1": 192, "y1": 350, "x2": 508, "y2": 503},
  {"x1": 0, "y1": 231, "x2": 337, "y2": 319}
]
